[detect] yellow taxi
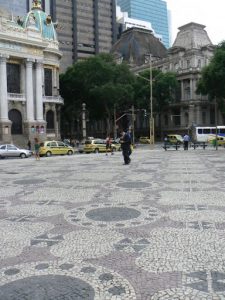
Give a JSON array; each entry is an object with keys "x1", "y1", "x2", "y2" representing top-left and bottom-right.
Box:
[
  {"x1": 84, "y1": 139, "x2": 120, "y2": 153},
  {"x1": 208, "y1": 135, "x2": 225, "y2": 146},
  {"x1": 39, "y1": 141, "x2": 74, "y2": 157},
  {"x1": 139, "y1": 136, "x2": 151, "y2": 144},
  {"x1": 167, "y1": 134, "x2": 183, "y2": 144}
]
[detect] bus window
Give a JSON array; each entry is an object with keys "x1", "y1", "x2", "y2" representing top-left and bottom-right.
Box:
[
  {"x1": 211, "y1": 128, "x2": 216, "y2": 134},
  {"x1": 203, "y1": 129, "x2": 210, "y2": 134},
  {"x1": 198, "y1": 129, "x2": 203, "y2": 134},
  {"x1": 220, "y1": 128, "x2": 225, "y2": 134}
]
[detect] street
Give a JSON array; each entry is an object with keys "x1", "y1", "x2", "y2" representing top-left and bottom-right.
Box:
[{"x1": 0, "y1": 147, "x2": 225, "y2": 299}]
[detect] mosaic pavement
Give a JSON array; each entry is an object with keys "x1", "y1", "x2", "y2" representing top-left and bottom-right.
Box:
[{"x1": 1, "y1": 147, "x2": 225, "y2": 299}]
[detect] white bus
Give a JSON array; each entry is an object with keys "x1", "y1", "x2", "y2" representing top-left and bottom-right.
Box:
[{"x1": 193, "y1": 126, "x2": 225, "y2": 142}]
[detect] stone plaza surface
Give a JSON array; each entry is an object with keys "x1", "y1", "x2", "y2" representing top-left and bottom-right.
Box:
[{"x1": 0, "y1": 147, "x2": 225, "y2": 299}]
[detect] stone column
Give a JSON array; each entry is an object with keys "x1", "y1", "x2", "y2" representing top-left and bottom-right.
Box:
[
  {"x1": 25, "y1": 59, "x2": 35, "y2": 121},
  {"x1": 189, "y1": 104, "x2": 195, "y2": 127},
  {"x1": 35, "y1": 60, "x2": 44, "y2": 121},
  {"x1": 0, "y1": 56, "x2": 9, "y2": 121},
  {"x1": 196, "y1": 105, "x2": 202, "y2": 125}
]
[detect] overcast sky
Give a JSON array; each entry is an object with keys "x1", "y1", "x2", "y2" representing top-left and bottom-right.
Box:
[{"x1": 166, "y1": 0, "x2": 225, "y2": 45}]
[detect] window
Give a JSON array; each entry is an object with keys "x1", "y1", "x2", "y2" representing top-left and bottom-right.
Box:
[
  {"x1": 7, "y1": 63, "x2": 20, "y2": 93},
  {"x1": 0, "y1": 145, "x2": 6, "y2": 149},
  {"x1": 203, "y1": 129, "x2": 210, "y2": 134},
  {"x1": 202, "y1": 111, "x2": 206, "y2": 124},
  {"x1": 220, "y1": 128, "x2": 225, "y2": 134},
  {"x1": 50, "y1": 142, "x2": 57, "y2": 147},
  {"x1": 58, "y1": 142, "x2": 65, "y2": 147},
  {"x1": 198, "y1": 129, "x2": 203, "y2": 134},
  {"x1": 44, "y1": 68, "x2": 53, "y2": 96},
  {"x1": 7, "y1": 145, "x2": 17, "y2": 150},
  {"x1": 46, "y1": 110, "x2": 54, "y2": 129}
]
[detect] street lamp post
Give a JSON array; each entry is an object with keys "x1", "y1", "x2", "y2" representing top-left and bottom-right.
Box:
[
  {"x1": 215, "y1": 97, "x2": 218, "y2": 150},
  {"x1": 149, "y1": 54, "x2": 154, "y2": 145},
  {"x1": 82, "y1": 103, "x2": 86, "y2": 140},
  {"x1": 136, "y1": 55, "x2": 154, "y2": 146}
]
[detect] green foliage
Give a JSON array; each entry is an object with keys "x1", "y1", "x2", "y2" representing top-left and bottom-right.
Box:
[
  {"x1": 197, "y1": 41, "x2": 225, "y2": 114},
  {"x1": 60, "y1": 54, "x2": 135, "y2": 133},
  {"x1": 134, "y1": 69, "x2": 178, "y2": 113}
]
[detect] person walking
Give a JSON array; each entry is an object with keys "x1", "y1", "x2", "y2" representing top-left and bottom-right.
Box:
[
  {"x1": 183, "y1": 133, "x2": 190, "y2": 150},
  {"x1": 105, "y1": 135, "x2": 113, "y2": 155},
  {"x1": 27, "y1": 140, "x2": 31, "y2": 151},
  {"x1": 120, "y1": 130, "x2": 132, "y2": 165},
  {"x1": 34, "y1": 138, "x2": 40, "y2": 160}
]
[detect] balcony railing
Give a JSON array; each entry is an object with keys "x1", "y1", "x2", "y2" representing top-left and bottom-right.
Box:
[
  {"x1": 43, "y1": 95, "x2": 64, "y2": 105},
  {"x1": 8, "y1": 94, "x2": 64, "y2": 105},
  {"x1": 8, "y1": 93, "x2": 26, "y2": 102}
]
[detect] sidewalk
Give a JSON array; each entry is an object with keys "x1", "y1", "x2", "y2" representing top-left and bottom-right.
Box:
[{"x1": 0, "y1": 148, "x2": 225, "y2": 299}]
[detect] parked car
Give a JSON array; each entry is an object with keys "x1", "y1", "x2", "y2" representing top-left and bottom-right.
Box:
[
  {"x1": 0, "y1": 144, "x2": 32, "y2": 159},
  {"x1": 111, "y1": 139, "x2": 121, "y2": 151},
  {"x1": 167, "y1": 134, "x2": 184, "y2": 144},
  {"x1": 39, "y1": 141, "x2": 74, "y2": 157},
  {"x1": 139, "y1": 136, "x2": 151, "y2": 144},
  {"x1": 208, "y1": 135, "x2": 225, "y2": 146},
  {"x1": 84, "y1": 139, "x2": 119, "y2": 153}
]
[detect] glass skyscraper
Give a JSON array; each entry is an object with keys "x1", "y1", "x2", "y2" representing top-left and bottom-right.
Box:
[{"x1": 117, "y1": 0, "x2": 170, "y2": 48}]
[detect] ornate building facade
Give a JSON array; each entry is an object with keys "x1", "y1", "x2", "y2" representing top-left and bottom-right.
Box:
[
  {"x1": 114, "y1": 23, "x2": 217, "y2": 138},
  {"x1": 0, "y1": 0, "x2": 63, "y2": 145}
]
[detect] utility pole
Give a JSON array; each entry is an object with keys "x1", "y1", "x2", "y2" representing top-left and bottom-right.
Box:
[
  {"x1": 131, "y1": 105, "x2": 135, "y2": 145},
  {"x1": 149, "y1": 54, "x2": 154, "y2": 146},
  {"x1": 82, "y1": 103, "x2": 86, "y2": 140},
  {"x1": 215, "y1": 97, "x2": 218, "y2": 150},
  {"x1": 114, "y1": 105, "x2": 117, "y2": 140}
]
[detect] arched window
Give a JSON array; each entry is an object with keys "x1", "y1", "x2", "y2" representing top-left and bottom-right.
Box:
[
  {"x1": 46, "y1": 110, "x2": 55, "y2": 129},
  {"x1": 8, "y1": 109, "x2": 22, "y2": 134}
]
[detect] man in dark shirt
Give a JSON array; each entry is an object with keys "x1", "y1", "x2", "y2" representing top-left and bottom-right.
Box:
[{"x1": 120, "y1": 130, "x2": 132, "y2": 165}]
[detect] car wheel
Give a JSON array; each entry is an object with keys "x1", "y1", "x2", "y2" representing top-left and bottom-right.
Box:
[
  {"x1": 46, "y1": 151, "x2": 52, "y2": 157},
  {"x1": 20, "y1": 153, "x2": 26, "y2": 159},
  {"x1": 67, "y1": 150, "x2": 73, "y2": 155},
  {"x1": 94, "y1": 148, "x2": 99, "y2": 153}
]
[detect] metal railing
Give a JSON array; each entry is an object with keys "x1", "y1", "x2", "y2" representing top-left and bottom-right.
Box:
[{"x1": 8, "y1": 93, "x2": 26, "y2": 102}]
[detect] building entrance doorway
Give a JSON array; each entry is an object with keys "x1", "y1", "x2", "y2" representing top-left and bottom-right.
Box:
[{"x1": 8, "y1": 109, "x2": 23, "y2": 134}]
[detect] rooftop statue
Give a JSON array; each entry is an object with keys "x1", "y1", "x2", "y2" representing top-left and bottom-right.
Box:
[
  {"x1": 32, "y1": 0, "x2": 42, "y2": 10},
  {"x1": 22, "y1": 0, "x2": 57, "y2": 41}
]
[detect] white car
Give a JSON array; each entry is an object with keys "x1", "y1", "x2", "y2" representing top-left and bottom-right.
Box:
[{"x1": 0, "y1": 144, "x2": 32, "y2": 159}]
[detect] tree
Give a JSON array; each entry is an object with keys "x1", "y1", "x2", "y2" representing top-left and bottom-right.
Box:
[
  {"x1": 134, "y1": 69, "x2": 179, "y2": 135},
  {"x1": 197, "y1": 41, "x2": 225, "y2": 116},
  {"x1": 60, "y1": 54, "x2": 135, "y2": 137}
]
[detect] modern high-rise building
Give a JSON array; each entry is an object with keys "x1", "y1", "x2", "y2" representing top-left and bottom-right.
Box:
[
  {"x1": 53, "y1": 0, "x2": 117, "y2": 72},
  {"x1": 0, "y1": 0, "x2": 117, "y2": 72},
  {"x1": 117, "y1": 0, "x2": 170, "y2": 48}
]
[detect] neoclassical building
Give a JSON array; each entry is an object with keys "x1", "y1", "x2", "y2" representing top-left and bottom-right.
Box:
[
  {"x1": 0, "y1": 0, "x2": 63, "y2": 145},
  {"x1": 112, "y1": 23, "x2": 217, "y2": 138}
]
